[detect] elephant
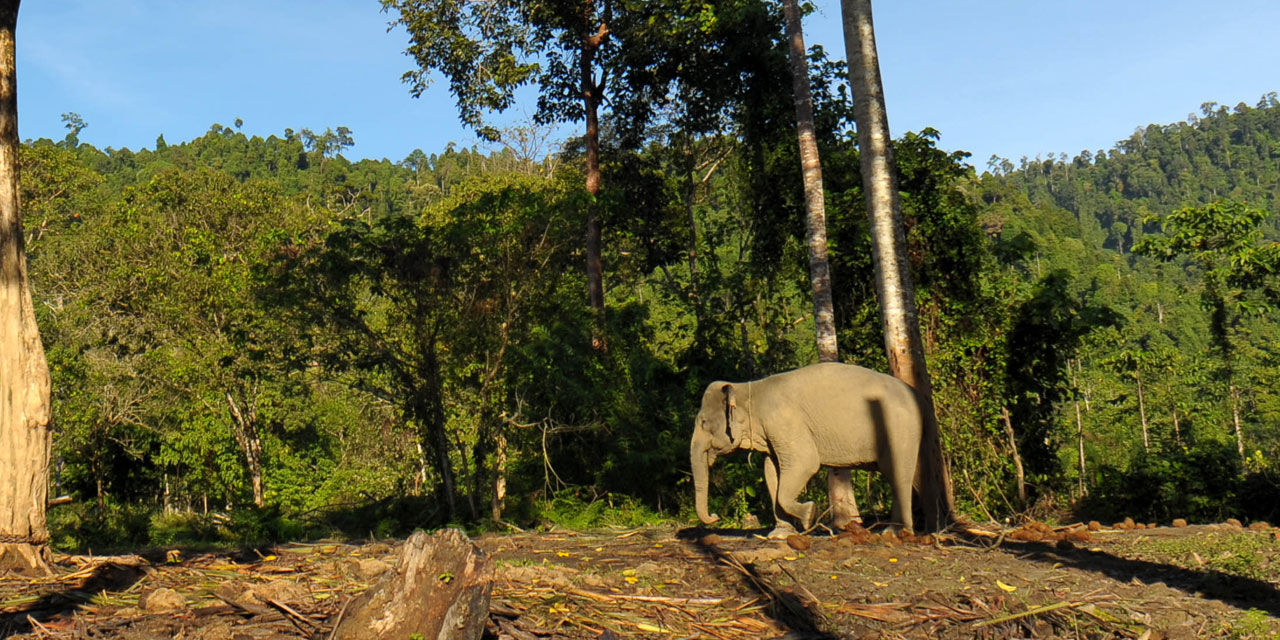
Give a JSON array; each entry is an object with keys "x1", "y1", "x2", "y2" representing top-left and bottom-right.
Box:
[{"x1": 690, "y1": 362, "x2": 922, "y2": 534}]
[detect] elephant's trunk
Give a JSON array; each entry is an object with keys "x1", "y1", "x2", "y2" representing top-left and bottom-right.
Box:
[{"x1": 691, "y1": 430, "x2": 719, "y2": 525}]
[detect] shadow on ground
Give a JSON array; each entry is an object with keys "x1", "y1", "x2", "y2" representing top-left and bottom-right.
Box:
[
  {"x1": 678, "y1": 526, "x2": 840, "y2": 640},
  {"x1": 994, "y1": 537, "x2": 1280, "y2": 617},
  {"x1": 0, "y1": 562, "x2": 147, "y2": 639}
]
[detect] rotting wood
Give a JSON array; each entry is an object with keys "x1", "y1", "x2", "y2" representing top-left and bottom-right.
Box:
[{"x1": 331, "y1": 529, "x2": 492, "y2": 640}]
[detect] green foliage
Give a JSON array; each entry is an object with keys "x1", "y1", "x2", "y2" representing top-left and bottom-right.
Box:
[
  {"x1": 1229, "y1": 609, "x2": 1278, "y2": 639},
  {"x1": 1136, "y1": 199, "x2": 1279, "y2": 315},
  {"x1": 524, "y1": 490, "x2": 674, "y2": 530},
  {"x1": 46, "y1": 502, "x2": 153, "y2": 551},
  {"x1": 147, "y1": 511, "x2": 231, "y2": 547},
  {"x1": 1090, "y1": 442, "x2": 1253, "y2": 522}
]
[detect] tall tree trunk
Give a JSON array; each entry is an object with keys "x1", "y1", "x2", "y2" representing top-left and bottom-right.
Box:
[
  {"x1": 581, "y1": 10, "x2": 608, "y2": 350},
  {"x1": 1230, "y1": 383, "x2": 1244, "y2": 459},
  {"x1": 1075, "y1": 398, "x2": 1087, "y2": 496},
  {"x1": 1136, "y1": 371, "x2": 1149, "y2": 452},
  {"x1": 841, "y1": 0, "x2": 953, "y2": 530},
  {"x1": 1071, "y1": 359, "x2": 1087, "y2": 496},
  {"x1": 1001, "y1": 407, "x2": 1026, "y2": 506},
  {"x1": 225, "y1": 391, "x2": 265, "y2": 509},
  {"x1": 683, "y1": 137, "x2": 707, "y2": 352},
  {"x1": 422, "y1": 371, "x2": 457, "y2": 519},
  {"x1": 1078, "y1": 358, "x2": 1091, "y2": 412},
  {"x1": 782, "y1": 0, "x2": 838, "y2": 364},
  {"x1": 490, "y1": 429, "x2": 507, "y2": 523},
  {"x1": 1172, "y1": 409, "x2": 1181, "y2": 446},
  {"x1": 412, "y1": 320, "x2": 457, "y2": 518},
  {"x1": 0, "y1": 0, "x2": 54, "y2": 575}
]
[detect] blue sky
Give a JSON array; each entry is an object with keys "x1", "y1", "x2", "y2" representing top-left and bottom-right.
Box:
[{"x1": 17, "y1": 1, "x2": 1280, "y2": 169}]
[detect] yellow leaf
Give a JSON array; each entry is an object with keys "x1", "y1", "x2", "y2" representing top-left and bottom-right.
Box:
[
  {"x1": 872, "y1": 581, "x2": 887, "y2": 587},
  {"x1": 635, "y1": 622, "x2": 666, "y2": 633},
  {"x1": 996, "y1": 580, "x2": 1017, "y2": 592},
  {"x1": 625, "y1": 576, "x2": 638, "y2": 584},
  {"x1": 830, "y1": 575, "x2": 838, "y2": 580},
  {"x1": 556, "y1": 551, "x2": 570, "y2": 557},
  {"x1": 263, "y1": 555, "x2": 277, "y2": 562},
  {"x1": 595, "y1": 547, "x2": 603, "y2": 552},
  {"x1": 622, "y1": 568, "x2": 636, "y2": 576},
  {"x1": 783, "y1": 556, "x2": 797, "y2": 561},
  {"x1": 889, "y1": 557, "x2": 898, "y2": 563},
  {"x1": 1052, "y1": 562, "x2": 1063, "y2": 569},
  {"x1": 653, "y1": 543, "x2": 663, "y2": 548}
]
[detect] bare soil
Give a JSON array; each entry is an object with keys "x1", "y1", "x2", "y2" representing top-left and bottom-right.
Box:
[{"x1": 1, "y1": 521, "x2": 1277, "y2": 639}]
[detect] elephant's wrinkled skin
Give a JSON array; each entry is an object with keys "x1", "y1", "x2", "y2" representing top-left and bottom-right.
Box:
[{"x1": 690, "y1": 362, "x2": 922, "y2": 533}]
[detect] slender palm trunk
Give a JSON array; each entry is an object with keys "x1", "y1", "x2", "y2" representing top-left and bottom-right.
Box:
[
  {"x1": 1136, "y1": 371, "x2": 1149, "y2": 452},
  {"x1": 841, "y1": 0, "x2": 953, "y2": 530},
  {"x1": 782, "y1": 0, "x2": 838, "y2": 363},
  {"x1": 0, "y1": 0, "x2": 54, "y2": 575}
]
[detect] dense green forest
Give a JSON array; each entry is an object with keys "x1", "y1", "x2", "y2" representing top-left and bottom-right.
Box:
[{"x1": 22, "y1": 67, "x2": 1280, "y2": 544}]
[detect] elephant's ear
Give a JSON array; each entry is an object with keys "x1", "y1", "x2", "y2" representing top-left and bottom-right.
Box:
[
  {"x1": 720, "y1": 383, "x2": 737, "y2": 441},
  {"x1": 721, "y1": 383, "x2": 737, "y2": 410}
]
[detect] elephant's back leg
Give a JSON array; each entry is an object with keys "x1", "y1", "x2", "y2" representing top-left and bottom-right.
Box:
[
  {"x1": 828, "y1": 468, "x2": 861, "y2": 528},
  {"x1": 880, "y1": 403, "x2": 921, "y2": 533}
]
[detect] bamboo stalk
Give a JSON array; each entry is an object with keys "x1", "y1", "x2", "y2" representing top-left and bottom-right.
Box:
[
  {"x1": 568, "y1": 588, "x2": 727, "y2": 606},
  {"x1": 973, "y1": 601, "x2": 1079, "y2": 628}
]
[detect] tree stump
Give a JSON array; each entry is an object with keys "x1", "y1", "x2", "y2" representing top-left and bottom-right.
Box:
[{"x1": 332, "y1": 529, "x2": 492, "y2": 640}]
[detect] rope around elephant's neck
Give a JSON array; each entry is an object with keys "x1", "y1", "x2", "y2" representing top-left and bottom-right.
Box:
[{"x1": 743, "y1": 381, "x2": 761, "y2": 450}]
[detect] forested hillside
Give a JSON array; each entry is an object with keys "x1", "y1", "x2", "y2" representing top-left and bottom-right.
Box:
[
  {"x1": 21, "y1": 86, "x2": 1280, "y2": 545},
  {"x1": 978, "y1": 96, "x2": 1280, "y2": 521}
]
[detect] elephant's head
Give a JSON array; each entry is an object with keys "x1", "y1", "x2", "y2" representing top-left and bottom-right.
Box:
[{"x1": 691, "y1": 381, "x2": 747, "y2": 525}]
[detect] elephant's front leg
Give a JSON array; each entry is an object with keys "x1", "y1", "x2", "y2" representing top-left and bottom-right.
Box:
[
  {"x1": 763, "y1": 456, "x2": 795, "y2": 539},
  {"x1": 828, "y1": 468, "x2": 862, "y2": 529},
  {"x1": 773, "y1": 452, "x2": 820, "y2": 534}
]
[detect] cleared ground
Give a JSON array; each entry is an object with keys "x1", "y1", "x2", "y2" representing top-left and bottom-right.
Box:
[{"x1": 1, "y1": 520, "x2": 1277, "y2": 639}]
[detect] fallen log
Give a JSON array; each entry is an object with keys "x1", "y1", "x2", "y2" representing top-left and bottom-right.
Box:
[{"x1": 332, "y1": 528, "x2": 493, "y2": 640}]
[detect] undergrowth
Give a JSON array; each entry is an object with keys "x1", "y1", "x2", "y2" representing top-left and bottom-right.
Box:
[{"x1": 46, "y1": 487, "x2": 680, "y2": 553}]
